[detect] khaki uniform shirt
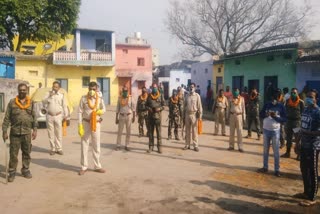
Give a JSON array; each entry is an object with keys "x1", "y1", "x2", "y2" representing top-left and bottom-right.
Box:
[
  {"x1": 43, "y1": 90, "x2": 68, "y2": 117},
  {"x1": 78, "y1": 95, "x2": 106, "y2": 123},
  {"x1": 116, "y1": 96, "x2": 135, "y2": 114},
  {"x1": 229, "y1": 96, "x2": 246, "y2": 119},
  {"x1": 185, "y1": 92, "x2": 203, "y2": 118}
]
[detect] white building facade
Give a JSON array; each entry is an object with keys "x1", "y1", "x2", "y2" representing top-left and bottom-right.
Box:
[{"x1": 191, "y1": 60, "x2": 213, "y2": 99}]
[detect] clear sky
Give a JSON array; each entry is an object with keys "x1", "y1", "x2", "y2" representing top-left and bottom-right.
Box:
[{"x1": 78, "y1": 0, "x2": 320, "y2": 65}]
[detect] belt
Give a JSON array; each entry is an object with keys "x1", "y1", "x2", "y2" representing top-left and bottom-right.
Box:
[
  {"x1": 48, "y1": 112, "x2": 62, "y2": 116},
  {"x1": 120, "y1": 113, "x2": 131, "y2": 116},
  {"x1": 83, "y1": 118, "x2": 102, "y2": 123},
  {"x1": 216, "y1": 106, "x2": 226, "y2": 109},
  {"x1": 230, "y1": 112, "x2": 242, "y2": 115}
]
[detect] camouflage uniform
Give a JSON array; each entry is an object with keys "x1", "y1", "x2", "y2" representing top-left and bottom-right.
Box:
[
  {"x1": 246, "y1": 95, "x2": 261, "y2": 139},
  {"x1": 146, "y1": 92, "x2": 165, "y2": 153},
  {"x1": 168, "y1": 95, "x2": 180, "y2": 140},
  {"x1": 282, "y1": 99, "x2": 304, "y2": 157},
  {"x1": 136, "y1": 94, "x2": 149, "y2": 137},
  {"x1": 2, "y1": 98, "x2": 38, "y2": 176}
]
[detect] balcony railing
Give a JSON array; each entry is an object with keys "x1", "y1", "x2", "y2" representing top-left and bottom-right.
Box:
[{"x1": 53, "y1": 51, "x2": 113, "y2": 66}]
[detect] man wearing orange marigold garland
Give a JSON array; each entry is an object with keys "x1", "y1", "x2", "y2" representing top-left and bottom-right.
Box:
[
  {"x1": 281, "y1": 88, "x2": 304, "y2": 159},
  {"x1": 212, "y1": 89, "x2": 228, "y2": 136},
  {"x1": 168, "y1": 89, "x2": 181, "y2": 140},
  {"x1": 245, "y1": 88, "x2": 261, "y2": 140},
  {"x1": 115, "y1": 86, "x2": 135, "y2": 151},
  {"x1": 146, "y1": 83, "x2": 165, "y2": 153},
  {"x1": 2, "y1": 83, "x2": 38, "y2": 182},
  {"x1": 228, "y1": 88, "x2": 246, "y2": 152},
  {"x1": 43, "y1": 81, "x2": 68, "y2": 156},
  {"x1": 184, "y1": 83, "x2": 203, "y2": 152},
  {"x1": 136, "y1": 86, "x2": 149, "y2": 137},
  {"x1": 78, "y1": 82, "x2": 106, "y2": 176}
]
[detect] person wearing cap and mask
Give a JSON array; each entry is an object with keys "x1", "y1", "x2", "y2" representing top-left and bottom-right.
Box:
[
  {"x1": 42, "y1": 81, "x2": 68, "y2": 156},
  {"x1": 168, "y1": 89, "x2": 181, "y2": 140},
  {"x1": 281, "y1": 88, "x2": 304, "y2": 159},
  {"x1": 136, "y1": 86, "x2": 149, "y2": 137},
  {"x1": 228, "y1": 88, "x2": 246, "y2": 152},
  {"x1": 146, "y1": 83, "x2": 165, "y2": 153},
  {"x1": 115, "y1": 86, "x2": 135, "y2": 151},
  {"x1": 212, "y1": 89, "x2": 228, "y2": 136},
  {"x1": 183, "y1": 83, "x2": 203, "y2": 152},
  {"x1": 2, "y1": 83, "x2": 38, "y2": 182},
  {"x1": 245, "y1": 88, "x2": 261, "y2": 140},
  {"x1": 294, "y1": 89, "x2": 320, "y2": 207},
  {"x1": 78, "y1": 81, "x2": 106, "y2": 176},
  {"x1": 258, "y1": 90, "x2": 286, "y2": 177}
]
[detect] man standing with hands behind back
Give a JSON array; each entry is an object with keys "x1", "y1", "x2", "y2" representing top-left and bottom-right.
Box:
[
  {"x1": 78, "y1": 81, "x2": 106, "y2": 176},
  {"x1": 2, "y1": 83, "x2": 38, "y2": 182},
  {"x1": 43, "y1": 81, "x2": 68, "y2": 155}
]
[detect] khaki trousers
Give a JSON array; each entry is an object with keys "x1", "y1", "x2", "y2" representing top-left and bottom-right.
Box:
[
  {"x1": 117, "y1": 114, "x2": 132, "y2": 146},
  {"x1": 185, "y1": 113, "x2": 199, "y2": 148},
  {"x1": 214, "y1": 108, "x2": 226, "y2": 135},
  {"x1": 81, "y1": 121, "x2": 102, "y2": 170},
  {"x1": 46, "y1": 114, "x2": 63, "y2": 152},
  {"x1": 229, "y1": 114, "x2": 243, "y2": 150}
]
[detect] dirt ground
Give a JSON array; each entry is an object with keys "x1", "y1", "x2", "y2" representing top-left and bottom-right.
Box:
[{"x1": 0, "y1": 106, "x2": 319, "y2": 214}]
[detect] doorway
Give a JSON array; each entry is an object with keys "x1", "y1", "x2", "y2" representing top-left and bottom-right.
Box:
[{"x1": 97, "y1": 77, "x2": 110, "y2": 105}]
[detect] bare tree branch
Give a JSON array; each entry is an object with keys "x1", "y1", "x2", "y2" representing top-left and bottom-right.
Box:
[{"x1": 165, "y1": 0, "x2": 312, "y2": 57}]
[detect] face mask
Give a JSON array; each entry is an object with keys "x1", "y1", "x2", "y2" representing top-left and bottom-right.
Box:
[
  {"x1": 152, "y1": 88, "x2": 158, "y2": 94},
  {"x1": 233, "y1": 91, "x2": 239, "y2": 97},
  {"x1": 122, "y1": 91, "x2": 128, "y2": 98},
  {"x1": 272, "y1": 100, "x2": 277, "y2": 105},
  {"x1": 291, "y1": 93, "x2": 297, "y2": 99},
  {"x1": 306, "y1": 97, "x2": 314, "y2": 106},
  {"x1": 88, "y1": 90, "x2": 96, "y2": 97}
]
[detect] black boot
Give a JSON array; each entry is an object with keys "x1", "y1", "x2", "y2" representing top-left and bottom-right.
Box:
[
  {"x1": 157, "y1": 146, "x2": 162, "y2": 154},
  {"x1": 281, "y1": 147, "x2": 291, "y2": 158},
  {"x1": 8, "y1": 171, "x2": 16, "y2": 182}
]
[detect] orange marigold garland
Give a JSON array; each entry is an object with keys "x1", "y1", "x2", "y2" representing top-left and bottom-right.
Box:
[
  {"x1": 250, "y1": 93, "x2": 257, "y2": 100},
  {"x1": 232, "y1": 97, "x2": 240, "y2": 106},
  {"x1": 277, "y1": 94, "x2": 284, "y2": 102},
  {"x1": 150, "y1": 90, "x2": 160, "y2": 100},
  {"x1": 120, "y1": 96, "x2": 129, "y2": 106},
  {"x1": 171, "y1": 95, "x2": 178, "y2": 104},
  {"x1": 287, "y1": 96, "x2": 300, "y2": 107},
  {"x1": 140, "y1": 93, "x2": 148, "y2": 101},
  {"x1": 15, "y1": 96, "x2": 31, "y2": 109},
  {"x1": 87, "y1": 93, "x2": 98, "y2": 132},
  {"x1": 217, "y1": 96, "x2": 224, "y2": 103}
]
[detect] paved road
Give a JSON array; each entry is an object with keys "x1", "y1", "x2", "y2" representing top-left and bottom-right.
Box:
[{"x1": 0, "y1": 106, "x2": 319, "y2": 214}]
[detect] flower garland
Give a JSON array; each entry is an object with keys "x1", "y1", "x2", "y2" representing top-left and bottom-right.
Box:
[
  {"x1": 15, "y1": 96, "x2": 31, "y2": 109},
  {"x1": 287, "y1": 96, "x2": 300, "y2": 107},
  {"x1": 150, "y1": 90, "x2": 160, "y2": 100},
  {"x1": 277, "y1": 94, "x2": 284, "y2": 102},
  {"x1": 140, "y1": 93, "x2": 148, "y2": 101},
  {"x1": 171, "y1": 95, "x2": 178, "y2": 104},
  {"x1": 250, "y1": 93, "x2": 257, "y2": 100},
  {"x1": 217, "y1": 96, "x2": 224, "y2": 103},
  {"x1": 232, "y1": 97, "x2": 240, "y2": 106},
  {"x1": 120, "y1": 96, "x2": 129, "y2": 106},
  {"x1": 87, "y1": 93, "x2": 98, "y2": 132}
]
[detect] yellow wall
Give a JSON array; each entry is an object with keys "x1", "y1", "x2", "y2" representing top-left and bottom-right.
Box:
[
  {"x1": 213, "y1": 62, "x2": 224, "y2": 97},
  {"x1": 13, "y1": 35, "x2": 73, "y2": 55},
  {"x1": 15, "y1": 60, "x2": 118, "y2": 106}
]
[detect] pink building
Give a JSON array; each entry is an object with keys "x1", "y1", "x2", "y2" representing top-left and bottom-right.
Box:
[{"x1": 115, "y1": 43, "x2": 153, "y2": 97}]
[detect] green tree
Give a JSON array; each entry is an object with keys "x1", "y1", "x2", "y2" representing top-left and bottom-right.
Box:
[{"x1": 0, "y1": 0, "x2": 81, "y2": 51}]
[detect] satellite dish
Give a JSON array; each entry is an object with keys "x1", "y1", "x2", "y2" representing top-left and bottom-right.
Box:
[{"x1": 43, "y1": 43, "x2": 52, "y2": 50}]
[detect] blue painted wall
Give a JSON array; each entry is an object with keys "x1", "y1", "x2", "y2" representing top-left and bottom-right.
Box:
[{"x1": 0, "y1": 56, "x2": 15, "y2": 79}]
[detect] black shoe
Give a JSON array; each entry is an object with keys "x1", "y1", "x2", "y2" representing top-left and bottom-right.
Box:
[
  {"x1": 21, "y1": 169, "x2": 32, "y2": 179},
  {"x1": 245, "y1": 135, "x2": 251, "y2": 138},
  {"x1": 194, "y1": 147, "x2": 199, "y2": 152},
  {"x1": 49, "y1": 151, "x2": 55, "y2": 155},
  {"x1": 257, "y1": 168, "x2": 268, "y2": 173},
  {"x1": 8, "y1": 172, "x2": 16, "y2": 182},
  {"x1": 274, "y1": 171, "x2": 281, "y2": 177},
  {"x1": 183, "y1": 146, "x2": 190, "y2": 150},
  {"x1": 124, "y1": 146, "x2": 130, "y2": 151},
  {"x1": 115, "y1": 146, "x2": 121, "y2": 151},
  {"x1": 281, "y1": 153, "x2": 290, "y2": 158},
  {"x1": 239, "y1": 149, "x2": 244, "y2": 153},
  {"x1": 227, "y1": 147, "x2": 234, "y2": 151},
  {"x1": 56, "y1": 150, "x2": 64, "y2": 155}
]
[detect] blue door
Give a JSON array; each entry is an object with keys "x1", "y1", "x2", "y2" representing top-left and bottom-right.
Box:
[{"x1": 97, "y1": 77, "x2": 110, "y2": 105}]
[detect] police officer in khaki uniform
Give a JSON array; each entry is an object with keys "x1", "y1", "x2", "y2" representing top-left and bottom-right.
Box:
[
  {"x1": 2, "y1": 83, "x2": 38, "y2": 182},
  {"x1": 212, "y1": 89, "x2": 228, "y2": 136},
  {"x1": 78, "y1": 82, "x2": 106, "y2": 176},
  {"x1": 115, "y1": 86, "x2": 135, "y2": 151},
  {"x1": 184, "y1": 83, "x2": 203, "y2": 152},
  {"x1": 43, "y1": 81, "x2": 68, "y2": 155},
  {"x1": 177, "y1": 86, "x2": 185, "y2": 139},
  {"x1": 136, "y1": 86, "x2": 148, "y2": 137},
  {"x1": 146, "y1": 83, "x2": 165, "y2": 153},
  {"x1": 228, "y1": 88, "x2": 246, "y2": 152}
]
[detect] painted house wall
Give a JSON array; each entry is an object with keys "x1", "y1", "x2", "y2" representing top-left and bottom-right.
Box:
[
  {"x1": 0, "y1": 56, "x2": 15, "y2": 78},
  {"x1": 115, "y1": 44, "x2": 153, "y2": 97},
  {"x1": 80, "y1": 31, "x2": 112, "y2": 52},
  {"x1": 191, "y1": 60, "x2": 213, "y2": 99},
  {"x1": 224, "y1": 51, "x2": 297, "y2": 102},
  {"x1": 15, "y1": 60, "x2": 118, "y2": 106},
  {"x1": 169, "y1": 69, "x2": 191, "y2": 97},
  {"x1": 213, "y1": 62, "x2": 224, "y2": 97},
  {"x1": 296, "y1": 63, "x2": 320, "y2": 92}
]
